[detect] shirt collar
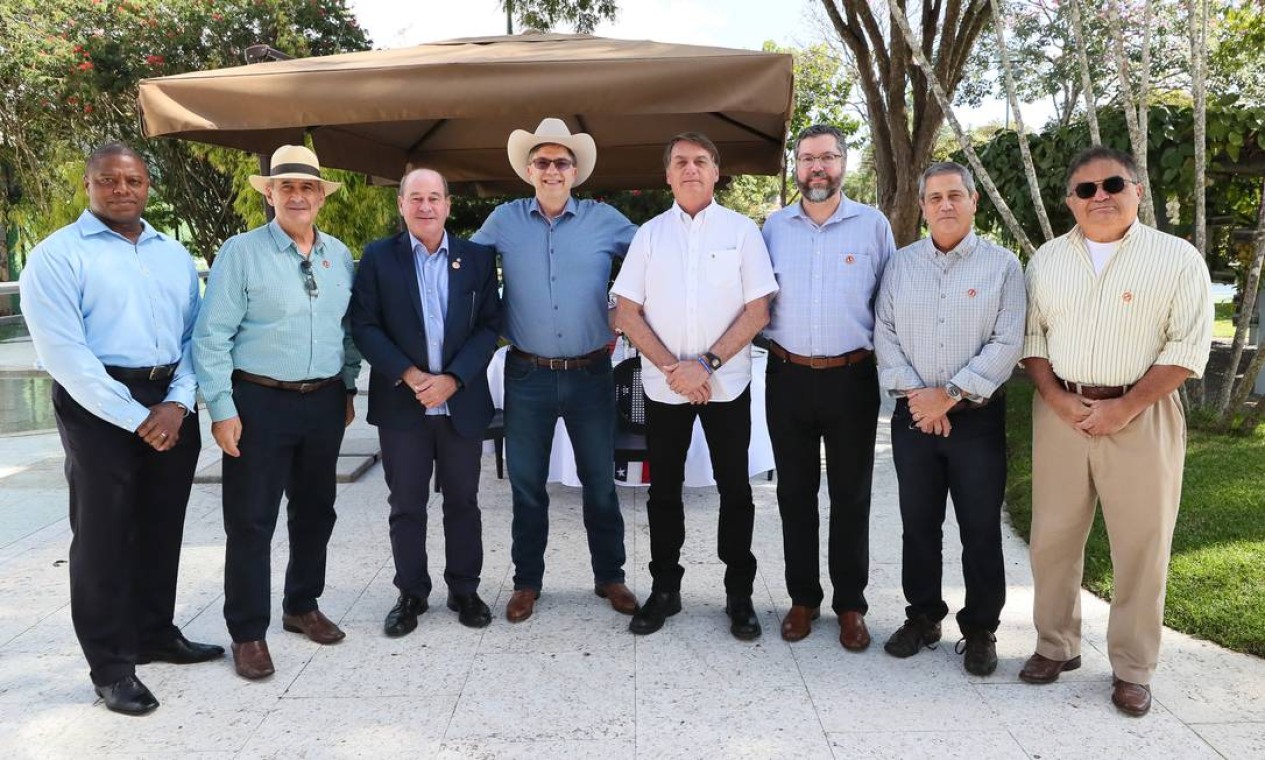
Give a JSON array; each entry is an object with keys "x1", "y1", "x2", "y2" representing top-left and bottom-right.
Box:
[
  {"x1": 927, "y1": 230, "x2": 979, "y2": 258},
  {"x1": 409, "y1": 230, "x2": 449, "y2": 259},
  {"x1": 672, "y1": 199, "x2": 715, "y2": 225},
  {"x1": 790, "y1": 192, "x2": 859, "y2": 226},
  {"x1": 528, "y1": 196, "x2": 577, "y2": 220},
  {"x1": 266, "y1": 218, "x2": 326, "y2": 257},
  {"x1": 1069, "y1": 218, "x2": 1142, "y2": 248},
  {"x1": 75, "y1": 209, "x2": 163, "y2": 243}
]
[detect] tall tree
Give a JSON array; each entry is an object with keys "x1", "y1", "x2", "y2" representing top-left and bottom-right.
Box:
[
  {"x1": 819, "y1": 0, "x2": 994, "y2": 246},
  {"x1": 500, "y1": 0, "x2": 618, "y2": 34}
]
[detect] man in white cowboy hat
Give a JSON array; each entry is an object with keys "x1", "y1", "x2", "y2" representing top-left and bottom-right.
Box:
[
  {"x1": 193, "y1": 144, "x2": 361, "y2": 680},
  {"x1": 471, "y1": 117, "x2": 639, "y2": 623}
]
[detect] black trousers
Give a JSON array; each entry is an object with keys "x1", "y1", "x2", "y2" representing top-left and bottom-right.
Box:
[
  {"x1": 379, "y1": 416, "x2": 483, "y2": 599},
  {"x1": 221, "y1": 380, "x2": 345, "y2": 642},
  {"x1": 765, "y1": 358, "x2": 879, "y2": 614},
  {"x1": 52, "y1": 379, "x2": 200, "y2": 686},
  {"x1": 644, "y1": 387, "x2": 756, "y2": 596},
  {"x1": 891, "y1": 395, "x2": 1007, "y2": 633}
]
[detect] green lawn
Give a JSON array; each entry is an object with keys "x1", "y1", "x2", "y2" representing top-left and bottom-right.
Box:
[
  {"x1": 1004, "y1": 380, "x2": 1265, "y2": 656},
  {"x1": 1214, "y1": 301, "x2": 1237, "y2": 340}
]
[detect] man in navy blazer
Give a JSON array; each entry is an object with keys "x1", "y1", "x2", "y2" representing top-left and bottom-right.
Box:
[{"x1": 351, "y1": 168, "x2": 501, "y2": 635}]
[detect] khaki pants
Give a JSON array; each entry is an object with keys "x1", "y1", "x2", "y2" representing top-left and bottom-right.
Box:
[{"x1": 1029, "y1": 390, "x2": 1186, "y2": 684}]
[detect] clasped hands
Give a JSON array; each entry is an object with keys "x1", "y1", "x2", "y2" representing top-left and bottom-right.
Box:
[
  {"x1": 402, "y1": 366, "x2": 458, "y2": 410},
  {"x1": 664, "y1": 358, "x2": 711, "y2": 405},
  {"x1": 906, "y1": 387, "x2": 957, "y2": 437},
  {"x1": 136, "y1": 401, "x2": 185, "y2": 452},
  {"x1": 1049, "y1": 389, "x2": 1136, "y2": 437}
]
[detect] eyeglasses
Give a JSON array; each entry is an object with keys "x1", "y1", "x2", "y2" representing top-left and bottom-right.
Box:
[
  {"x1": 796, "y1": 153, "x2": 843, "y2": 167},
  {"x1": 299, "y1": 259, "x2": 319, "y2": 298},
  {"x1": 530, "y1": 157, "x2": 575, "y2": 172},
  {"x1": 1069, "y1": 175, "x2": 1137, "y2": 200}
]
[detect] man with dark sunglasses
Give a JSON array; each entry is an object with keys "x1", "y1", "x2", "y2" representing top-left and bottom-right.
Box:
[
  {"x1": 471, "y1": 118, "x2": 640, "y2": 624},
  {"x1": 1020, "y1": 146, "x2": 1212, "y2": 716},
  {"x1": 194, "y1": 145, "x2": 361, "y2": 680}
]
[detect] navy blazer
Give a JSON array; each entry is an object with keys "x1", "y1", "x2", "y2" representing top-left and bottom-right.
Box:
[{"x1": 350, "y1": 232, "x2": 501, "y2": 439}]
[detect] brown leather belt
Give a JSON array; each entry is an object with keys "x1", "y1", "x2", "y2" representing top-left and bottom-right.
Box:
[
  {"x1": 509, "y1": 346, "x2": 608, "y2": 370},
  {"x1": 105, "y1": 363, "x2": 177, "y2": 381},
  {"x1": 1058, "y1": 377, "x2": 1130, "y2": 400},
  {"x1": 767, "y1": 340, "x2": 872, "y2": 369},
  {"x1": 233, "y1": 370, "x2": 341, "y2": 394}
]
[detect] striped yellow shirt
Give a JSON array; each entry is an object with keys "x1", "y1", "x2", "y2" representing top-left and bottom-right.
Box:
[{"x1": 1023, "y1": 222, "x2": 1212, "y2": 386}]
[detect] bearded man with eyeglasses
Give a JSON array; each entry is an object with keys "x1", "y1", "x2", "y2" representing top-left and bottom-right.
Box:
[
  {"x1": 193, "y1": 145, "x2": 361, "y2": 680},
  {"x1": 1020, "y1": 146, "x2": 1212, "y2": 716}
]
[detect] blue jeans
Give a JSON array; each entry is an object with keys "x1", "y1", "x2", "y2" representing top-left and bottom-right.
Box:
[{"x1": 503, "y1": 352, "x2": 626, "y2": 591}]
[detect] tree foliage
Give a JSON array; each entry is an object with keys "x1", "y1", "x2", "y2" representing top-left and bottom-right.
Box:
[{"x1": 499, "y1": 0, "x2": 618, "y2": 33}]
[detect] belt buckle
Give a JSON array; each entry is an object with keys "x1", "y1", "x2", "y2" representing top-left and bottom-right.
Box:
[
  {"x1": 546, "y1": 358, "x2": 564, "y2": 371},
  {"x1": 298, "y1": 381, "x2": 314, "y2": 393},
  {"x1": 148, "y1": 365, "x2": 163, "y2": 381},
  {"x1": 809, "y1": 355, "x2": 828, "y2": 370}
]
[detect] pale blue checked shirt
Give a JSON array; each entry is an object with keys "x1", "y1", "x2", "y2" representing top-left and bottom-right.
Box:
[
  {"x1": 20, "y1": 210, "x2": 199, "y2": 432},
  {"x1": 762, "y1": 195, "x2": 896, "y2": 356},
  {"x1": 193, "y1": 220, "x2": 361, "y2": 421},
  {"x1": 411, "y1": 230, "x2": 450, "y2": 415},
  {"x1": 472, "y1": 197, "x2": 636, "y2": 357}
]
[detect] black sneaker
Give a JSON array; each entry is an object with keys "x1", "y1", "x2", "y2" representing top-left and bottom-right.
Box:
[
  {"x1": 883, "y1": 617, "x2": 941, "y2": 658},
  {"x1": 956, "y1": 628, "x2": 998, "y2": 676}
]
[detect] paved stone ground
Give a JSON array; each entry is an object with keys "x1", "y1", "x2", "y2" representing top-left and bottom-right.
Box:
[{"x1": 1, "y1": 387, "x2": 1263, "y2": 759}]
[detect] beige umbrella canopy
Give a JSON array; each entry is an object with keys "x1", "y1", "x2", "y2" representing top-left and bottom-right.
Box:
[{"x1": 138, "y1": 33, "x2": 794, "y2": 194}]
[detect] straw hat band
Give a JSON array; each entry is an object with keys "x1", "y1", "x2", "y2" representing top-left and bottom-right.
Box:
[{"x1": 270, "y1": 163, "x2": 323, "y2": 178}]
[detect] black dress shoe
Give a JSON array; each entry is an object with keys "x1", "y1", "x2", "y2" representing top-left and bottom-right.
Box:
[
  {"x1": 447, "y1": 592, "x2": 492, "y2": 629},
  {"x1": 629, "y1": 590, "x2": 681, "y2": 635},
  {"x1": 725, "y1": 595, "x2": 762, "y2": 641},
  {"x1": 384, "y1": 594, "x2": 428, "y2": 637},
  {"x1": 94, "y1": 674, "x2": 159, "y2": 716},
  {"x1": 137, "y1": 633, "x2": 225, "y2": 665}
]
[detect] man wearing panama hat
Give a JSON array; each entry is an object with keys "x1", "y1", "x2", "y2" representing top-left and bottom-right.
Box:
[
  {"x1": 193, "y1": 144, "x2": 361, "y2": 680},
  {"x1": 472, "y1": 118, "x2": 640, "y2": 623}
]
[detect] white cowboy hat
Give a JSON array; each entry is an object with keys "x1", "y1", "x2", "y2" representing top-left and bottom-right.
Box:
[
  {"x1": 506, "y1": 118, "x2": 597, "y2": 187},
  {"x1": 248, "y1": 145, "x2": 343, "y2": 194}
]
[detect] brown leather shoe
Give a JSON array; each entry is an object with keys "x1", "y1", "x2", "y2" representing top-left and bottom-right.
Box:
[
  {"x1": 781, "y1": 605, "x2": 820, "y2": 642},
  {"x1": 595, "y1": 583, "x2": 638, "y2": 615},
  {"x1": 1018, "y1": 652, "x2": 1082, "y2": 684},
  {"x1": 281, "y1": 609, "x2": 346, "y2": 644},
  {"x1": 838, "y1": 611, "x2": 871, "y2": 651},
  {"x1": 231, "y1": 640, "x2": 274, "y2": 680},
  {"x1": 1111, "y1": 677, "x2": 1152, "y2": 716},
  {"x1": 505, "y1": 589, "x2": 539, "y2": 623}
]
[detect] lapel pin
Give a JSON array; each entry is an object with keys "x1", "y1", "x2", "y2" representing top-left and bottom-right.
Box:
[
  {"x1": 321, "y1": 259, "x2": 330, "y2": 268},
  {"x1": 845, "y1": 254, "x2": 855, "y2": 264},
  {"x1": 967, "y1": 288, "x2": 977, "y2": 298},
  {"x1": 452, "y1": 258, "x2": 462, "y2": 270},
  {"x1": 1123, "y1": 291, "x2": 1133, "y2": 303}
]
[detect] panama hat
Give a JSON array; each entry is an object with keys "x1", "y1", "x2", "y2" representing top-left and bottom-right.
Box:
[
  {"x1": 506, "y1": 118, "x2": 597, "y2": 187},
  {"x1": 248, "y1": 145, "x2": 343, "y2": 194}
]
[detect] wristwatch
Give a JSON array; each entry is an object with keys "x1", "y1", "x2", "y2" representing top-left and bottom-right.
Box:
[
  {"x1": 944, "y1": 382, "x2": 963, "y2": 402},
  {"x1": 701, "y1": 352, "x2": 723, "y2": 372}
]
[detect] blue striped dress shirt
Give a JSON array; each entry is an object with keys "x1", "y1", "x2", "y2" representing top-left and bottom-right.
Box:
[
  {"x1": 411, "y1": 231, "x2": 450, "y2": 415},
  {"x1": 471, "y1": 197, "x2": 636, "y2": 357},
  {"x1": 762, "y1": 196, "x2": 896, "y2": 355},
  {"x1": 19, "y1": 210, "x2": 199, "y2": 431},
  {"x1": 193, "y1": 220, "x2": 361, "y2": 421}
]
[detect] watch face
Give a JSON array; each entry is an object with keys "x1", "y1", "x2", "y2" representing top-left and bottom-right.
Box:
[
  {"x1": 706, "y1": 353, "x2": 722, "y2": 369},
  {"x1": 946, "y1": 383, "x2": 962, "y2": 400}
]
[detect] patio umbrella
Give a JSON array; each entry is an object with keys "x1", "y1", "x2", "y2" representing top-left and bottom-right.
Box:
[{"x1": 138, "y1": 32, "x2": 794, "y2": 194}]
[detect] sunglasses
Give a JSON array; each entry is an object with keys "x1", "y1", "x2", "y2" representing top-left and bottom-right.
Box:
[
  {"x1": 530, "y1": 157, "x2": 575, "y2": 172},
  {"x1": 1070, "y1": 175, "x2": 1137, "y2": 200},
  {"x1": 299, "y1": 259, "x2": 319, "y2": 298}
]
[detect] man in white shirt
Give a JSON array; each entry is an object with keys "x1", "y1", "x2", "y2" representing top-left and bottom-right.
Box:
[{"x1": 613, "y1": 132, "x2": 779, "y2": 639}]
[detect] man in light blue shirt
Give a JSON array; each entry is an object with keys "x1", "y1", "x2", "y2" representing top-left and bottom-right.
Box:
[
  {"x1": 471, "y1": 118, "x2": 639, "y2": 623},
  {"x1": 20, "y1": 143, "x2": 222, "y2": 715},
  {"x1": 193, "y1": 145, "x2": 360, "y2": 680},
  {"x1": 762, "y1": 124, "x2": 896, "y2": 650}
]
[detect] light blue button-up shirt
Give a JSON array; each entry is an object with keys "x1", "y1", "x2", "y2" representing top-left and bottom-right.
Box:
[
  {"x1": 19, "y1": 210, "x2": 199, "y2": 431},
  {"x1": 193, "y1": 220, "x2": 361, "y2": 421},
  {"x1": 411, "y1": 231, "x2": 450, "y2": 415},
  {"x1": 762, "y1": 196, "x2": 896, "y2": 355},
  {"x1": 472, "y1": 197, "x2": 636, "y2": 357}
]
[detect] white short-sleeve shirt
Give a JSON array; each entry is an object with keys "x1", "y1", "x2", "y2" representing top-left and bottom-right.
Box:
[{"x1": 611, "y1": 201, "x2": 778, "y2": 404}]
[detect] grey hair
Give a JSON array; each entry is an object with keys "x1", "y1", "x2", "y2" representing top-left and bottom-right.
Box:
[{"x1": 918, "y1": 161, "x2": 976, "y2": 198}]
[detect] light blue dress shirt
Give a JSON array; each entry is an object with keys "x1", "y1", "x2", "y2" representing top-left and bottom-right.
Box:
[
  {"x1": 471, "y1": 197, "x2": 636, "y2": 357},
  {"x1": 411, "y1": 231, "x2": 450, "y2": 415},
  {"x1": 19, "y1": 210, "x2": 199, "y2": 432},
  {"x1": 193, "y1": 220, "x2": 361, "y2": 421},
  {"x1": 762, "y1": 196, "x2": 896, "y2": 355}
]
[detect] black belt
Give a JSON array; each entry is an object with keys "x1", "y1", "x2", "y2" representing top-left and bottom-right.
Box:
[
  {"x1": 509, "y1": 346, "x2": 608, "y2": 370},
  {"x1": 104, "y1": 363, "x2": 177, "y2": 381},
  {"x1": 233, "y1": 370, "x2": 341, "y2": 394}
]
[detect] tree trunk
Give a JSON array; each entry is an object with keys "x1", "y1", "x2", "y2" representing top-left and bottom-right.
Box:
[
  {"x1": 1069, "y1": 0, "x2": 1102, "y2": 145},
  {"x1": 888, "y1": 8, "x2": 1037, "y2": 257},
  {"x1": 1106, "y1": 0, "x2": 1159, "y2": 227},
  {"x1": 989, "y1": 0, "x2": 1054, "y2": 242},
  {"x1": 1215, "y1": 176, "x2": 1265, "y2": 419},
  {"x1": 1190, "y1": 0, "x2": 1208, "y2": 257}
]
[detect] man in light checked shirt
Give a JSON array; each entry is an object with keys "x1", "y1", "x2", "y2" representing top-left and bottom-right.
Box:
[{"x1": 874, "y1": 161, "x2": 1025, "y2": 676}]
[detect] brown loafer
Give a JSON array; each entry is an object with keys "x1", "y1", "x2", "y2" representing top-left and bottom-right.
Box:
[
  {"x1": 838, "y1": 611, "x2": 871, "y2": 651},
  {"x1": 231, "y1": 640, "x2": 274, "y2": 680},
  {"x1": 781, "y1": 605, "x2": 820, "y2": 642},
  {"x1": 1111, "y1": 677, "x2": 1152, "y2": 716},
  {"x1": 281, "y1": 609, "x2": 346, "y2": 645},
  {"x1": 1018, "y1": 652, "x2": 1082, "y2": 684},
  {"x1": 595, "y1": 583, "x2": 638, "y2": 615},
  {"x1": 505, "y1": 589, "x2": 539, "y2": 623}
]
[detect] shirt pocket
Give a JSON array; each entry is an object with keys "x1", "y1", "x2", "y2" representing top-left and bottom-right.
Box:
[
  {"x1": 834, "y1": 250, "x2": 876, "y2": 294},
  {"x1": 705, "y1": 248, "x2": 741, "y2": 288}
]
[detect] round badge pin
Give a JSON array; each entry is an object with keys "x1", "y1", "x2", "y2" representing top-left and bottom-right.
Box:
[
  {"x1": 967, "y1": 288, "x2": 977, "y2": 298},
  {"x1": 845, "y1": 254, "x2": 855, "y2": 264},
  {"x1": 321, "y1": 259, "x2": 330, "y2": 268},
  {"x1": 1122, "y1": 291, "x2": 1133, "y2": 303},
  {"x1": 452, "y1": 259, "x2": 462, "y2": 270}
]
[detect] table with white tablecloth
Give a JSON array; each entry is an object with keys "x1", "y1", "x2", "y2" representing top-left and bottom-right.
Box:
[{"x1": 486, "y1": 344, "x2": 774, "y2": 487}]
